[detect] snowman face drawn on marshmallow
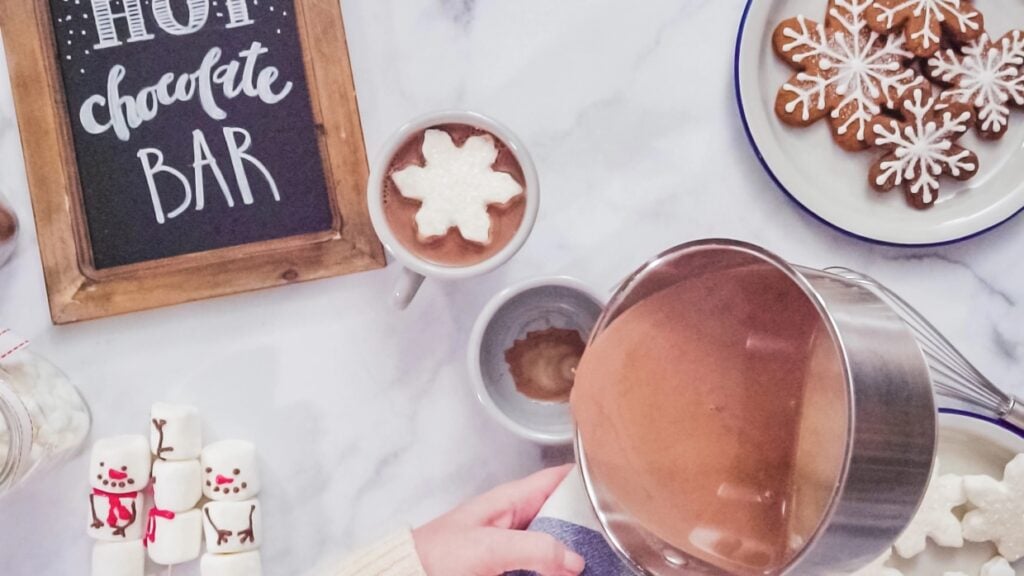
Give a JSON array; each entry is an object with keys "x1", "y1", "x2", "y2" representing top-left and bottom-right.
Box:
[
  {"x1": 89, "y1": 436, "x2": 151, "y2": 494},
  {"x1": 200, "y1": 440, "x2": 260, "y2": 501}
]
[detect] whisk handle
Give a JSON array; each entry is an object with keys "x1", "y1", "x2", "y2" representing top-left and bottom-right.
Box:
[{"x1": 1004, "y1": 399, "x2": 1024, "y2": 434}]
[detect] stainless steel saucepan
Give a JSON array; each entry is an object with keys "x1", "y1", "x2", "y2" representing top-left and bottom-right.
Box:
[{"x1": 573, "y1": 239, "x2": 937, "y2": 575}]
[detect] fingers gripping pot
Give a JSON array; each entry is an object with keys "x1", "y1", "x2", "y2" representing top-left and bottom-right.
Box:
[{"x1": 571, "y1": 240, "x2": 937, "y2": 575}]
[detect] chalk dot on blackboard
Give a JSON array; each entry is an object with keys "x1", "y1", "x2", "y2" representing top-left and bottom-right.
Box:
[{"x1": 66, "y1": 55, "x2": 71, "y2": 60}]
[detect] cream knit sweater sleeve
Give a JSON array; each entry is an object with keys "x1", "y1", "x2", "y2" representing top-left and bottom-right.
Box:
[{"x1": 331, "y1": 530, "x2": 428, "y2": 576}]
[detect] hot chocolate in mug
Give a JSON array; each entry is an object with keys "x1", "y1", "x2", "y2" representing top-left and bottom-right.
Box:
[{"x1": 367, "y1": 111, "x2": 540, "y2": 309}]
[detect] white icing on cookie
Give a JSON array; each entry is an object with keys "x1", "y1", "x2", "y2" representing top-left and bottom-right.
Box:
[
  {"x1": 870, "y1": 0, "x2": 982, "y2": 53},
  {"x1": 894, "y1": 460, "x2": 966, "y2": 558},
  {"x1": 852, "y1": 550, "x2": 904, "y2": 576},
  {"x1": 870, "y1": 88, "x2": 977, "y2": 205},
  {"x1": 981, "y1": 556, "x2": 1016, "y2": 576},
  {"x1": 963, "y1": 454, "x2": 1024, "y2": 562},
  {"x1": 929, "y1": 32, "x2": 1024, "y2": 137},
  {"x1": 392, "y1": 129, "x2": 523, "y2": 245},
  {"x1": 778, "y1": 0, "x2": 919, "y2": 142}
]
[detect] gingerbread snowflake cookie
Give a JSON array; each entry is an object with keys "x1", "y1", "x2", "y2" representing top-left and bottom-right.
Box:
[
  {"x1": 866, "y1": 86, "x2": 978, "y2": 208},
  {"x1": 963, "y1": 454, "x2": 1024, "y2": 562},
  {"x1": 773, "y1": 0, "x2": 924, "y2": 151},
  {"x1": 866, "y1": 0, "x2": 984, "y2": 57},
  {"x1": 929, "y1": 31, "x2": 1024, "y2": 139},
  {"x1": 894, "y1": 463, "x2": 966, "y2": 558}
]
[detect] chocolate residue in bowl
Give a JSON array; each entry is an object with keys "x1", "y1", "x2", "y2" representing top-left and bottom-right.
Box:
[{"x1": 505, "y1": 327, "x2": 586, "y2": 403}]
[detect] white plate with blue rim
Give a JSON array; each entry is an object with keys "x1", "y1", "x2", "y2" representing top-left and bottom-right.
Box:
[
  {"x1": 889, "y1": 409, "x2": 1024, "y2": 574},
  {"x1": 735, "y1": 0, "x2": 1024, "y2": 246}
]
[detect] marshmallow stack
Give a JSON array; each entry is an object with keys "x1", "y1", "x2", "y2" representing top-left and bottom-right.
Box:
[
  {"x1": 87, "y1": 404, "x2": 265, "y2": 575},
  {"x1": 200, "y1": 440, "x2": 263, "y2": 575},
  {"x1": 145, "y1": 403, "x2": 204, "y2": 567},
  {"x1": 88, "y1": 436, "x2": 150, "y2": 576}
]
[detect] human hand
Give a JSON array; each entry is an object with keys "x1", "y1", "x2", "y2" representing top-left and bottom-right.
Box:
[{"x1": 412, "y1": 464, "x2": 585, "y2": 576}]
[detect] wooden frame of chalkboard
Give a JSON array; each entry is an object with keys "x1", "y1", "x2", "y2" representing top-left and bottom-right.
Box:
[{"x1": 0, "y1": 0, "x2": 384, "y2": 324}]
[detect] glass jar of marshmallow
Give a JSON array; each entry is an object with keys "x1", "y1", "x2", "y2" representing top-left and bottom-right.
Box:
[{"x1": 0, "y1": 330, "x2": 90, "y2": 494}]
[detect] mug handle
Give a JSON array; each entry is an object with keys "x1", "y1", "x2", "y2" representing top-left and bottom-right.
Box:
[{"x1": 392, "y1": 267, "x2": 426, "y2": 310}]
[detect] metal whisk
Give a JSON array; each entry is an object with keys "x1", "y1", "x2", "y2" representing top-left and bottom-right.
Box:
[{"x1": 826, "y1": 266, "x2": 1024, "y2": 431}]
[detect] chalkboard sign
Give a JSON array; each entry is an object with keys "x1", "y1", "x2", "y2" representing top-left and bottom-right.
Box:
[{"x1": 1, "y1": 0, "x2": 383, "y2": 322}]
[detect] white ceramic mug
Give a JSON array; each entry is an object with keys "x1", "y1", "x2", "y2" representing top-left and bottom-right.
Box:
[{"x1": 367, "y1": 111, "x2": 541, "y2": 309}]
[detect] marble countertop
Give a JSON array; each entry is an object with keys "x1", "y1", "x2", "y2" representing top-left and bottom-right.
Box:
[{"x1": 1, "y1": 1, "x2": 1023, "y2": 574}]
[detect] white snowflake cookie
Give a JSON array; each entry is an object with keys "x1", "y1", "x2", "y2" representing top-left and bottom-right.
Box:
[
  {"x1": 867, "y1": 86, "x2": 978, "y2": 208},
  {"x1": 773, "y1": 0, "x2": 924, "y2": 151},
  {"x1": 894, "y1": 462, "x2": 966, "y2": 558},
  {"x1": 981, "y1": 556, "x2": 1016, "y2": 576},
  {"x1": 866, "y1": 0, "x2": 984, "y2": 57},
  {"x1": 392, "y1": 129, "x2": 524, "y2": 245},
  {"x1": 929, "y1": 31, "x2": 1024, "y2": 140},
  {"x1": 963, "y1": 454, "x2": 1024, "y2": 562},
  {"x1": 852, "y1": 549, "x2": 904, "y2": 576}
]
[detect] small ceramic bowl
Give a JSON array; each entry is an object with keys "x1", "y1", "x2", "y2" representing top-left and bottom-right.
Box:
[
  {"x1": 890, "y1": 409, "x2": 1024, "y2": 574},
  {"x1": 469, "y1": 277, "x2": 604, "y2": 445}
]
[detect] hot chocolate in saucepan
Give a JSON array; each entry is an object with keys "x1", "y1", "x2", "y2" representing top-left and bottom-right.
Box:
[
  {"x1": 572, "y1": 261, "x2": 849, "y2": 575},
  {"x1": 382, "y1": 124, "x2": 527, "y2": 267}
]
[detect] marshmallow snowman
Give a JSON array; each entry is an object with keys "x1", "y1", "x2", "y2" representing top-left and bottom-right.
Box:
[
  {"x1": 151, "y1": 459, "x2": 202, "y2": 512},
  {"x1": 145, "y1": 507, "x2": 203, "y2": 566},
  {"x1": 201, "y1": 440, "x2": 260, "y2": 501},
  {"x1": 151, "y1": 403, "x2": 202, "y2": 461},
  {"x1": 203, "y1": 499, "x2": 263, "y2": 553},
  {"x1": 88, "y1": 436, "x2": 150, "y2": 541},
  {"x1": 92, "y1": 540, "x2": 145, "y2": 576},
  {"x1": 201, "y1": 550, "x2": 263, "y2": 576}
]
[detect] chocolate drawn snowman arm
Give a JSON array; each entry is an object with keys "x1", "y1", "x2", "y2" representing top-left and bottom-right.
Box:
[
  {"x1": 205, "y1": 507, "x2": 233, "y2": 545},
  {"x1": 89, "y1": 494, "x2": 103, "y2": 528},
  {"x1": 152, "y1": 418, "x2": 173, "y2": 460},
  {"x1": 238, "y1": 505, "x2": 256, "y2": 544}
]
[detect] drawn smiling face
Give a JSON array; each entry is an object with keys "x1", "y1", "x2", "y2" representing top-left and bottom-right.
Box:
[
  {"x1": 200, "y1": 440, "x2": 260, "y2": 501},
  {"x1": 89, "y1": 436, "x2": 152, "y2": 494}
]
